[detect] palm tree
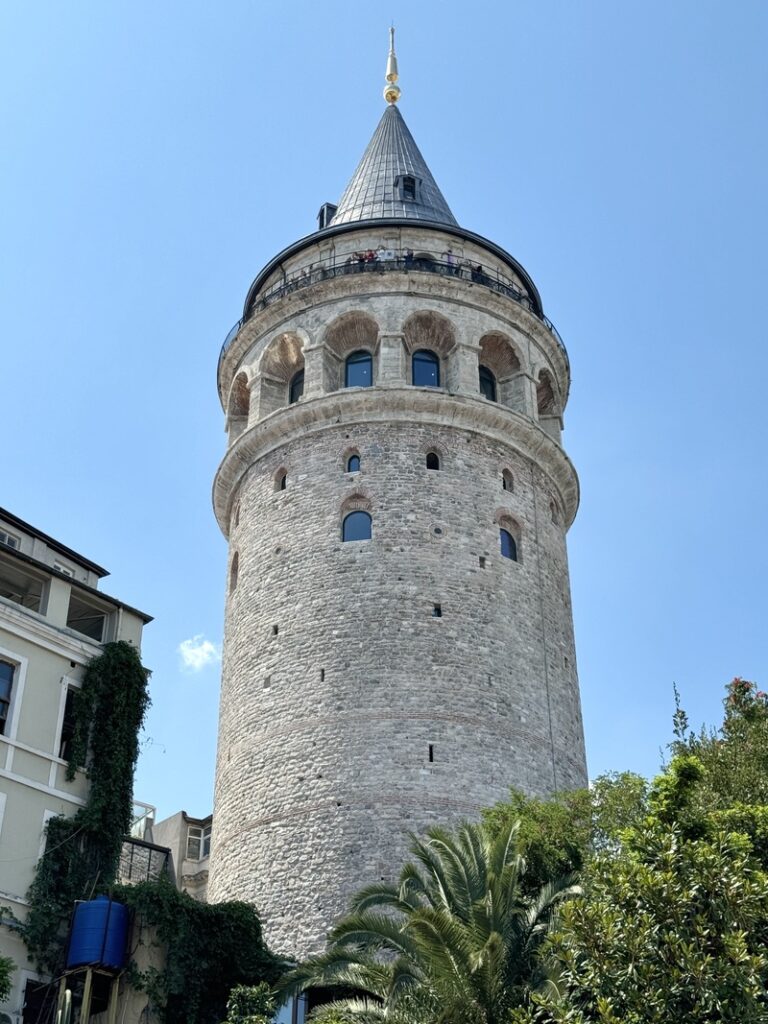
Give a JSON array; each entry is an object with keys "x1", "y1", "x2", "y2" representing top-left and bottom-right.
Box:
[{"x1": 281, "y1": 819, "x2": 578, "y2": 1024}]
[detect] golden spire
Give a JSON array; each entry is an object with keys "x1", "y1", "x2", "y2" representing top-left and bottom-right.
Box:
[{"x1": 383, "y1": 26, "x2": 401, "y2": 104}]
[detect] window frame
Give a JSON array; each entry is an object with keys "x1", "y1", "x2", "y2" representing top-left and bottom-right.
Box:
[
  {"x1": 0, "y1": 659, "x2": 15, "y2": 737},
  {"x1": 341, "y1": 510, "x2": 372, "y2": 543},
  {"x1": 289, "y1": 369, "x2": 305, "y2": 405},
  {"x1": 346, "y1": 454, "x2": 361, "y2": 473},
  {"x1": 412, "y1": 349, "x2": 441, "y2": 388},
  {"x1": 344, "y1": 350, "x2": 374, "y2": 389},
  {"x1": 500, "y1": 528, "x2": 518, "y2": 562},
  {"x1": 479, "y1": 365, "x2": 497, "y2": 402}
]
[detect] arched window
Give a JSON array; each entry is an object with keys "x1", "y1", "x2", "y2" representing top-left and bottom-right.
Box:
[
  {"x1": 342, "y1": 511, "x2": 372, "y2": 542},
  {"x1": 426, "y1": 452, "x2": 440, "y2": 471},
  {"x1": 346, "y1": 454, "x2": 361, "y2": 473},
  {"x1": 229, "y1": 552, "x2": 239, "y2": 592},
  {"x1": 289, "y1": 370, "x2": 304, "y2": 404},
  {"x1": 479, "y1": 365, "x2": 497, "y2": 402},
  {"x1": 345, "y1": 350, "x2": 373, "y2": 388},
  {"x1": 274, "y1": 468, "x2": 287, "y2": 492},
  {"x1": 412, "y1": 349, "x2": 440, "y2": 388},
  {"x1": 502, "y1": 470, "x2": 514, "y2": 492},
  {"x1": 500, "y1": 529, "x2": 518, "y2": 562}
]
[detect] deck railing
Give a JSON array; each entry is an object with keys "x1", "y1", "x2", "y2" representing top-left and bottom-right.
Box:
[{"x1": 218, "y1": 248, "x2": 567, "y2": 377}]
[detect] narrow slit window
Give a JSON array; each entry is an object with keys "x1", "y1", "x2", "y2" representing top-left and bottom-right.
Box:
[
  {"x1": 289, "y1": 369, "x2": 305, "y2": 404},
  {"x1": 428, "y1": 744, "x2": 434, "y2": 763},
  {"x1": 229, "y1": 552, "x2": 239, "y2": 592}
]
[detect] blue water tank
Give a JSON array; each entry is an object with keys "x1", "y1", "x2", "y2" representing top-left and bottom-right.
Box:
[{"x1": 66, "y1": 896, "x2": 128, "y2": 970}]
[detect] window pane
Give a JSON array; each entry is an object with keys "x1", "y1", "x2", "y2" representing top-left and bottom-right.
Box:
[
  {"x1": 412, "y1": 350, "x2": 440, "y2": 388},
  {"x1": 479, "y1": 366, "x2": 497, "y2": 402},
  {"x1": 347, "y1": 455, "x2": 361, "y2": 473},
  {"x1": 345, "y1": 351, "x2": 373, "y2": 388},
  {"x1": 342, "y1": 511, "x2": 372, "y2": 542},
  {"x1": 289, "y1": 370, "x2": 304, "y2": 404},
  {"x1": 500, "y1": 529, "x2": 517, "y2": 561}
]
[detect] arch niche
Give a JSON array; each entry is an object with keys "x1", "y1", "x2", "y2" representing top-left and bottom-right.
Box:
[
  {"x1": 403, "y1": 311, "x2": 456, "y2": 389},
  {"x1": 478, "y1": 332, "x2": 526, "y2": 412},
  {"x1": 256, "y1": 332, "x2": 306, "y2": 418},
  {"x1": 323, "y1": 312, "x2": 379, "y2": 392}
]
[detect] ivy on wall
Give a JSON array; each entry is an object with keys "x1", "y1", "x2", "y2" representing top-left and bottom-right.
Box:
[
  {"x1": 113, "y1": 878, "x2": 282, "y2": 1024},
  {"x1": 24, "y1": 640, "x2": 151, "y2": 972},
  {"x1": 20, "y1": 640, "x2": 281, "y2": 1024}
]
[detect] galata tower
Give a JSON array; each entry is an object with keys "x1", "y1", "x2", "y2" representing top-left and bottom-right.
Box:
[{"x1": 208, "y1": 33, "x2": 587, "y2": 958}]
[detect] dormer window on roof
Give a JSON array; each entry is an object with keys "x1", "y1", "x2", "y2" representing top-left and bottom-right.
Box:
[{"x1": 397, "y1": 174, "x2": 418, "y2": 202}]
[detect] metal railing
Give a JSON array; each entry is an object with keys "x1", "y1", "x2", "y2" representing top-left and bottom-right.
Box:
[
  {"x1": 118, "y1": 836, "x2": 170, "y2": 885},
  {"x1": 218, "y1": 248, "x2": 567, "y2": 376}
]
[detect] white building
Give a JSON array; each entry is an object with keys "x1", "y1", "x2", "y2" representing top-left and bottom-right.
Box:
[{"x1": 0, "y1": 508, "x2": 151, "y2": 1023}]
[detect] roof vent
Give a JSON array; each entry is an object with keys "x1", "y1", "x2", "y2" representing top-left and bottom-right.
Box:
[{"x1": 317, "y1": 203, "x2": 338, "y2": 230}]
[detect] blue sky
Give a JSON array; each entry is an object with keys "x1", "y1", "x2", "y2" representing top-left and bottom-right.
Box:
[{"x1": 1, "y1": 2, "x2": 766, "y2": 819}]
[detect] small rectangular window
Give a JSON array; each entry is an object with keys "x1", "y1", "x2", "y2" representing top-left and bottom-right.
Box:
[
  {"x1": 186, "y1": 825, "x2": 203, "y2": 860},
  {"x1": 479, "y1": 556, "x2": 486, "y2": 569},
  {"x1": 272, "y1": 624, "x2": 279, "y2": 636},
  {"x1": 432, "y1": 604, "x2": 442, "y2": 618},
  {"x1": 54, "y1": 563, "x2": 76, "y2": 578},
  {"x1": 66, "y1": 592, "x2": 107, "y2": 642},
  {"x1": 0, "y1": 530, "x2": 19, "y2": 550},
  {"x1": 0, "y1": 660, "x2": 15, "y2": 736},
  {"x1": 202, "y1": 823, "x2": 212, "y2": 858},
  {"x1": 0, "y1": 557, "x2": 45, "y2": 612},
  {"x1": 402, "y1": 175, "x2": 416, "y2": 200},
  {"x1": 428, "y1": 744, "x2": 434, "y2": 763},
  {"x1": 58, "y1": 688, "x2": 77, "y2": 760}
]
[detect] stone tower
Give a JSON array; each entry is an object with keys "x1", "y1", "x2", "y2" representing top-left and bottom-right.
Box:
[{"x1": 208, "y1": 39, "x2": 587, "y2": 958}]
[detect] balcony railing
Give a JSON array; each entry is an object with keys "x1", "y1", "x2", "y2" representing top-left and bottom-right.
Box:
[
  {"x1": 118, "y1": 836, "x2": 170, "y2": 885},
  {"x1": 218, "y1": 248, "x2": 567, "y2": 377}
]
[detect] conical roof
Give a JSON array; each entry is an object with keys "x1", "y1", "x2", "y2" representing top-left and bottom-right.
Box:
[{"x1": 330, "y1": 104, "x2": 458, "y2": 227}]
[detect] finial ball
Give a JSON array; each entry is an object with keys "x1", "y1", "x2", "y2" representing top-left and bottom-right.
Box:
[{"x1": 384, "y1": 83, "x2": 401, "y2": 104}]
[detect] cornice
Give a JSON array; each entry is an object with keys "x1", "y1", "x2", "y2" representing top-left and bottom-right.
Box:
[{"x1": 213, "y1": 388, "x2": 579, "y2": 534}]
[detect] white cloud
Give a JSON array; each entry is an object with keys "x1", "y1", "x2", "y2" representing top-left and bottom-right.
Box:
[{"x1": 178, "y1": 635, "x2": 221, "y2": 672}]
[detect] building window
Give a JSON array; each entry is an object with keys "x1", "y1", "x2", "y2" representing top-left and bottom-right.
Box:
[
  {"x1": 345, "y1": 350, "x2": 373, "y2": 388},
  {"x1": 346, "y1": 454, "x2": 361, "y2": 473},
  {"x1": 479, "y1": 365, "x2": 497, "y2": 402},
  {"x1": 0, "y1": 557, "x2": 45, "y2": 612},
  {"x1": 66, "y1": 593, "x2": 107, "y2": 642},
  {"x1": 187, "y1": 823, "x2": 212, "y2": 860},
  {"x1": 58, "y1": 687, "x2": 77, "y2": 760},
  {"x1": 426, "y1": 452, "x2": 440, "y2": 471},
  {"x1": 402, "y1": 175, "x2": 416, "y2": 200},
  {"x1": 502, "y1": 470, "x2": 514, "y2": 492},
  {"x1": 0, "y1": 529, "x2": 19, "y2": 550},
  {"x1": 289, "y1": 369, "x2": 305, "y2": 404},
  {"x1": 412, "y1": 349, "x2": 440, "y2": 388},
  {"x1": 54, "y1": 562, "x2": 76, "y2": 578},
  {"x1": 500, "y1": 529, "x2": 518, "y2": 562},
  {"x1": 342, "y1": 511, "x2": 372, "y2": 542},
  {"x1": 229, "y1": 552, "x2": 239, "y2": 593},
  {"x1": 0, "y1": 661, "x2": 14, "y2": 736}
]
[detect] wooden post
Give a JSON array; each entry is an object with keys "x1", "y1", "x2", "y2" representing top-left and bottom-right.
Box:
[
  {"x1": 106, "y1": 975, "x2": 120, "y2": 1024},
  {"x1": 80, "y1": 968, "x2": 93, "y2": 1023}
]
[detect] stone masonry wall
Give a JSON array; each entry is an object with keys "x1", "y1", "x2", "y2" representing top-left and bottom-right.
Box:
[{"x1": 209, "y1": 416, "x2": 586, "y2": 957}]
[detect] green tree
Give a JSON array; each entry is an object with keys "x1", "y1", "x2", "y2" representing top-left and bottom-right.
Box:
[
  {"x1": 512, "y1": 755, "x2": 768, "y2": 1024},
  {"x1": 282, "y1": 820, "x2": 578, "y2": 1024},
  {"x1": 219, "y1": 982, "x2": 276, "y2": 1024}
]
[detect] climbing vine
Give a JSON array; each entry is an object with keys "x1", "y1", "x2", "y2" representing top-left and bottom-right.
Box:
[
  {"x1": 24, "y1": 640, "x2": 151, "y2": 972},
  {"x1": 113, "y1": 877, "x2": 282, "y2": 1024}
]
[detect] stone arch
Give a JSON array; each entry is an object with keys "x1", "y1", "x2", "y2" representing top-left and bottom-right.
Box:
[
  {"x1": 479, "y1": 332, "x2": 526, "y2": 412},
  {"x1": 403, "y1": 311, "x2": 456, "y2": 387},
  {"x1": 273, "y1": 467, "x2": 288, "y2": 492},
  {"x1": 536, "y1": 368, "x2": 562, "y2": 443},
  {"x1": 340, "y1": 491, "x2": 372, "y2": 518},
  {"x1": 227, "y1": 371, "x2": 251, "y2": 443},
  {"x1": 341, "y1": 446, "x2": 361, "y2": 473},
  {"x1": 494, "y1": 510, "x2": 523, "y2": 563},
  {"x1": 323, "y1": 312, "x2": 380, "y2": 391},
  {"x1": 256, "y1": 331, "x2": 307, "y2": 418}
]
